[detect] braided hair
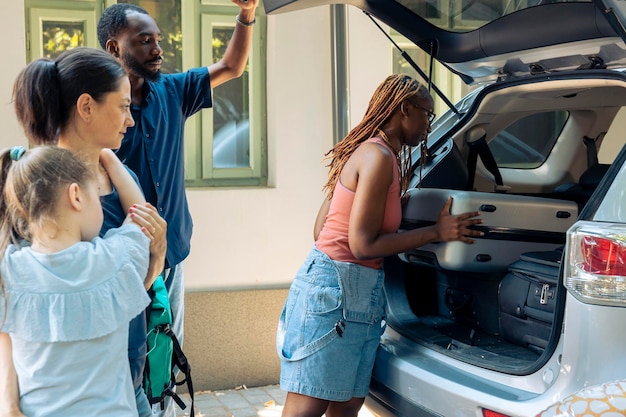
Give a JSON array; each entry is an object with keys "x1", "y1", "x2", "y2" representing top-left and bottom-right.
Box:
[{"x1": 322, "y1": 74, "x2": 431, "y2": 197}]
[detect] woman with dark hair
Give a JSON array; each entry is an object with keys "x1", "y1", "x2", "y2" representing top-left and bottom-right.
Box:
[
  {"x1": 278, "y1": 74, "x2": 483, "y2": 417},
  {"x1": 1, "y1": 47, "x2": 166, "y2": 417}
]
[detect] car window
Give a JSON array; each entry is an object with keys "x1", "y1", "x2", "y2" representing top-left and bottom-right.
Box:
[
  {"x1": 490, "y1": 111, "x2": 569, "y2": 169},
  {"x1": 599, "y1": 107, "x2": 626, "y2": 164}
]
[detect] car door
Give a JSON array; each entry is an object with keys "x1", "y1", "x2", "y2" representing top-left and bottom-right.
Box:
[{"x1": 264, "y1": 0, "x2": 623, "y2": 85}]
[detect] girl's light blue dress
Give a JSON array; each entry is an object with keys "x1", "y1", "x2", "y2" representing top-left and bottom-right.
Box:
[{"x1": 0, "y1": 223, "x2": 151, "y2": 417}]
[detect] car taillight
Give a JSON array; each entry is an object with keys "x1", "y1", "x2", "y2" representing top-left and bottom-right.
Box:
[
  {"x1": 482, "y1": 408, "x2": 512, "y2": 417},
  {"x1": 565, "y1": 221, "x2": 626, "y2": 306},
  {"x1": 581, "y1": 235, "x2": 626, "y2": 275}
]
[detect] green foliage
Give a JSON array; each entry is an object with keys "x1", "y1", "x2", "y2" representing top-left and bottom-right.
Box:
[
  {"x1": 41, "y1": 21, "x2": 84, "y2": 59},
  {"x1": 212, "y1": 27, "x2": 230, "y2": 63}
]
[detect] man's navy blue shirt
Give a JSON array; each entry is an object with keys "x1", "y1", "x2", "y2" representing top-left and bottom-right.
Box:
[{"x1": 116, "y1": 67, "x2": 213, "y2": 268}]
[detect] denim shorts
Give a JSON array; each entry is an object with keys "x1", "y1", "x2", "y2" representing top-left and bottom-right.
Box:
[{"x1": 277, "y1": 246, "x2": 386, "y2": 401}]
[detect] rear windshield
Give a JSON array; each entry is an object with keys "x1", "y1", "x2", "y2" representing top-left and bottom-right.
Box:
[
  {"x1": 396, "y1": 0, "x2": 591, "y2": 33},
  {"x1": 491, "y1": 111, "x2": 569, "y2": 169}
]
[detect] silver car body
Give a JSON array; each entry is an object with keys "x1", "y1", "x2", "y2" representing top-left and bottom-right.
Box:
[{"x1": 265, "y1": 1, "x2": 626, "y2": 415}]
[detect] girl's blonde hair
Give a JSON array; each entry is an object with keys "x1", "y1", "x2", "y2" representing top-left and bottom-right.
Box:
[
  {"x1": 0, "y1": 146, "x2": 94, "y2": 269},
  {"x1": 0, "y1": 146, "x2": 94, "y2": 323},
  {"x1": 323, "y1": 74, "x2": 432, "y2": 197}
]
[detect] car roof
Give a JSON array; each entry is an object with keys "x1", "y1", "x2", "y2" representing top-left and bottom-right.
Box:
[{"x1": 264, "y1": 0, "x2": 626, "y2": 84}]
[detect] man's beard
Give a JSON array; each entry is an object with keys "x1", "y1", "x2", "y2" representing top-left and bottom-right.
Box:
[{"x1": 121, "y1": 51, "x2": 161, "y2": 82}]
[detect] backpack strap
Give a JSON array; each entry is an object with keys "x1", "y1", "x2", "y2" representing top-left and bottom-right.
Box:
[
  {"x1": 165, "y1": 326, "x2": 194, "y2": 417},
  {"x1": 144, "y1": 273, "x2": 194, "y2": 416}
]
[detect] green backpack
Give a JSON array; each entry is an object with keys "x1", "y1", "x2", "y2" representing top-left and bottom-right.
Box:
[{"x1": 144, "y1": 274, "x2": 194, "y2": 416}]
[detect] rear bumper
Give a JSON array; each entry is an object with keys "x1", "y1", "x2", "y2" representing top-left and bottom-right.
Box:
[
  {"x1": 366, "y1": 377, "x2": 442, "y2": 417},
  {"x1": 369, "y1": 294, "x2": 626, "y2": 417}
]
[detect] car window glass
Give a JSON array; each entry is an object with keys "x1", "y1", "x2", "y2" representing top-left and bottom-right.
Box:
[
  {"x1": 490, "y1": 111, "x2": 569, "y2": 169},
  {"x1": 395, "y1": 0, "x2": 591, "y2": 33},
  {"x1": 599, "y1": 107, "x2": 626, "y2": 164}
]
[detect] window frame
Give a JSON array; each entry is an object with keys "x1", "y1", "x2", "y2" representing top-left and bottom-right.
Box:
[
  {"x1": 27, "y1": 7, "x2": 96, "y2": 61},
  {"x1": 183, "y1": 0, "x2": 267, "y2": 187},
  {"x1": 25, "y1": 0, "x2": 267, "y2": 188}
]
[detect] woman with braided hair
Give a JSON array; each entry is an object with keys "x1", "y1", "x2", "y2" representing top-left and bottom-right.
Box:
[{"x1": 277, "y1": 74, "x2": 483, "y2": 417}]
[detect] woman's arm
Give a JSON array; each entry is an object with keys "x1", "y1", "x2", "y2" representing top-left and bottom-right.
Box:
[
  {"x1": 346, "y1": 143, "x2": 482, "y2": 260},
  {"x1": 127, "y1": 203, "x2": 167, "y2": 289},
  {"x1": 99, "y1": 149, "x2": 166, "y2": 289},
  {"x1": 99, "y1": 149, "x2": 145, "y2": 212},
  {"x1": 0, "y1": 332, "x2": 26, "y2": 417}
]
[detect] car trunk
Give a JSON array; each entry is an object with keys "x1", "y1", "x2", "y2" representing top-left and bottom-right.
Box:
[
  {"x1": 386, "y1": 72, "x2": 626, "y2": 374},
  {"x1": 264, "y1": 0, "x2": 626, "y2": 380}
]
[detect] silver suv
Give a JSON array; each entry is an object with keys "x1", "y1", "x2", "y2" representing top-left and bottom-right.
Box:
[{"x1": 266, "y1": 1, "x2": 626, "y2": 415}]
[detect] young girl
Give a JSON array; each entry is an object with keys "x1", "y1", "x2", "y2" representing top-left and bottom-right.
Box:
[
  {"x1": 277, "y1": 74, "x2": 484, "y2": 417},
  {"x1": 0, "y1": 145, "x2": 152, "y2": 417}
]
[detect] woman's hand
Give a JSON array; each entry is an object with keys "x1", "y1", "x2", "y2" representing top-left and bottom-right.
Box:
[
  {"x1": 129, "y1": 203, "x2": 166, "y2": 246},
  {"x1": 435, "y1": 197, "x2": 483, "y2": 243},
  {"x1": 129, "y1": 203, "x2": 167, "y2": 288}
]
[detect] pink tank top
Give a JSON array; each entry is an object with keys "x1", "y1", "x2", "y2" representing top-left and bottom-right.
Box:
[{"x1": 316, "y1": 137, "x2": 402, "y2": 269}]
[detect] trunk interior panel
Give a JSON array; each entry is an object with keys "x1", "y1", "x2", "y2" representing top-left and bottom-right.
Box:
[{"x1": 385, "y1": 256, "x2": 548, "y2": 372}]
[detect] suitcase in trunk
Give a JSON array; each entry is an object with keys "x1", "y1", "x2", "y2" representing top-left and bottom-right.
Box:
[
  {"x1": 499, "y1": 249, "x2": 562, "y2": 351},
  {"x1": 398, "y1": 188, "x2": 577, "y2": 272}
]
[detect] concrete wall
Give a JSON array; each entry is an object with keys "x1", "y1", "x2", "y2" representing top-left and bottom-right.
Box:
[
  {"x1": 184, "y1": 289, "x2": 288, "y2": 390},
  {"x1": 0, "y1": 2, "x2": 27, "y2": 148}
]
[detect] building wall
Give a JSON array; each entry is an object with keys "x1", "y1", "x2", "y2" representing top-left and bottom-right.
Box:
[
  {"x1": 0, "y1": 2, "x2": 27, "y2": 149},
  {"x1": 182, "y1": 6, "x2": 391, "y2": 391},
  {"x1": 0, "y1": 3, "x2": 390, "y2": 391},
  {"x1": 184, "y1": 289, "x2": 288, "y2": 391}
]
